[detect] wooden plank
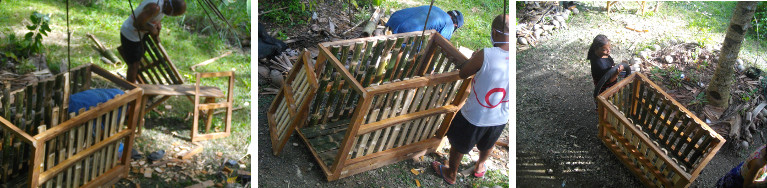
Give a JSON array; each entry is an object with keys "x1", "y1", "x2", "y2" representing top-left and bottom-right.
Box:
[{"x1": 138, "y1": 84, "x2": 225, "y2": 97}]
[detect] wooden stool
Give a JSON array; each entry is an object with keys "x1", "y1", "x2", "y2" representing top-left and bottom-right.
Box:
[{"x1": 137, "y1": 71, "x2": 234, "y2": 141}]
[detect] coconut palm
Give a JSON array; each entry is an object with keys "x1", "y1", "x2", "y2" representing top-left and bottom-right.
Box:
[{"x1": 706, "y1": 1, "x2": 758, "y2": 109}]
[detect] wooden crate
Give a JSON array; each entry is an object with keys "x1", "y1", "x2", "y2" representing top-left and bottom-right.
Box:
[
  {"x1": 597, "y1": 73, "x2": 725, "y2": 188},
  {"x1": 0, "y1": 64, "x2": 143, "y2": 187},
  {"x1": 268, "y1": 30, "x2": 472, "y2": 181}
]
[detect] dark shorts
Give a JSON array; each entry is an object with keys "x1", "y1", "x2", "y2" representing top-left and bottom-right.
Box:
[
  {"x1": 120, "y1": 33, "x2": 144, "y2": 63},
  {"x1": 716, "y1": 162, "x2": 744, "y2": 188},
  {"x1": 446, "y1": 111, "x2": 506, "y2": 154}
]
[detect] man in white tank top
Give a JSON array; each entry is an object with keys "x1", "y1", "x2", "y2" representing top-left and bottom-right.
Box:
[
  {"x1": 119, "y1": 0, "x2": 187, "y2": 83},
  {"x1": 432, "y1": 14, "x2": 509, "y2": 185}
]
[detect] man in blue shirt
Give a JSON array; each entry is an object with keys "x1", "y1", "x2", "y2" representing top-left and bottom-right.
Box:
[{"x1": 386, "y1": 6, "x2": 464, "y2": 40}]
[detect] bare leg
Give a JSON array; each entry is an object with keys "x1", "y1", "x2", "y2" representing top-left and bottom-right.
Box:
[
  {"x1": 475, "y1": 147, "x2": 493, "y2": 173},
  {"x1": 127, "y1": 61, "x2": 139, "y2": 83},
  {"x1": 443, "y1": 146, "x2": 463, "y2": 182}
]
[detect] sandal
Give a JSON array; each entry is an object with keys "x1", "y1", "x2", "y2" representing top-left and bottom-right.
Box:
[
  {"x1": 431, "y1": 161, "x2": 456, "y2": 185},
  {"x1": 473, "y1": 163, "x2": 486, "y2": 178}
]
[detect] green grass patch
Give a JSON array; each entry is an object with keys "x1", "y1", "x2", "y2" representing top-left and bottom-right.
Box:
[{"x1": 380, "y1": 0, "x2": 506, "y2": 51}]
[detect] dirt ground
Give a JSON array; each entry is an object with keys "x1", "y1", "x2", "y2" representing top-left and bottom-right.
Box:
[
  {"x1": 257, "y1": 94, "x2": 509, "y2": 187},
  {"x1": 517, "y1": 2, "x2": 767, "y2": 187}
]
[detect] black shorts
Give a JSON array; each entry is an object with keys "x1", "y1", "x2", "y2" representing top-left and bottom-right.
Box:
[
  {"x1": 446, "y1": 111, "x2": 506, "y2": 154},
  {"x1": 120, "y1": 33, "x2": 144, "y2": 63}
]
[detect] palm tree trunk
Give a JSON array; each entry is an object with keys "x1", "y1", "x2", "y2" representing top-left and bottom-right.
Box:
[{"x1": 706, "y1": 1, "x2": 758, "y2": 109}]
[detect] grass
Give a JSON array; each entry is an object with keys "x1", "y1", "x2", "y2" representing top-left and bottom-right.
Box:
[
  {"x1": 0, "y1": 0, "x2": 251, "y2": 180},
  {"x1": 380, "y1": 0, "x2": 507, "y2": 51}
]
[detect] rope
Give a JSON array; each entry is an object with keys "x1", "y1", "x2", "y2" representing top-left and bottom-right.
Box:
[
  {"x1": 67, "y1": 0, "x2": 70, "y2": 71},
  {"x1": 421, "y1": 0, "x2": 435, "y2": 36},
  {"x1": 128, "y1": 0, "x2": 144, "y2": 42}
]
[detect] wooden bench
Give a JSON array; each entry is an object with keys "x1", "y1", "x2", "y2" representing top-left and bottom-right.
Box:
[{"x1": 118, "y1": 35, "x2": 234, "y2": 142}]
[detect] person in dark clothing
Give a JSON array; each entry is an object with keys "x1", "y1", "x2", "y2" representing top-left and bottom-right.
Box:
[
  {"x1": 588, "y1": 34, "x2": 623, "y2": 96},
  {"x1": 385, "y1": 6, "x2": 463, "y2": 40}
]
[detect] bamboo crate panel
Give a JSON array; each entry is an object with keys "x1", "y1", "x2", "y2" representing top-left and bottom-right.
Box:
[
  {"x1": 0, "y1": 64, "x2": 142, "y2": 187},
  {"x1": 267, "y1": 52, "x2": 318, "y2": 155},
  {"x1": 136, "y1": 36, "x2": 182, "y2": 85},
  {"x1": 597, "y1": 73, "x2": 725, "y2": 188},
  {"x1": 269, "y1": 30, "x2": 472, "y2": 181}
]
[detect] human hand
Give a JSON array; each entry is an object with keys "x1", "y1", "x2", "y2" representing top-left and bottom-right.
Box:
[{"x1": 155, "y1": 22, "x2": 162, "y2": 33}]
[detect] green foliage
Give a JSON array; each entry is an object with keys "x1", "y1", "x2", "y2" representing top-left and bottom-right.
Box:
[
  {"x1": 753, "y1": 2, "x2": 767, "y2": 40},
  {"x1": 16, "y1": 59, "x2": 36, "y2": 74},
  {"x1": 259, "y1": 0, "x2": 311, "y2": 26},
  {"x1": 24, "y1": 11, "x2": 51, "y2": 56},
  {"x1": 689, "y1": 91, "x2": 708, "y2": 105},
  {"x1": 357, "y1": 0, "x2": 383, "y2": 8},
  {"x1": 1, "y1": 11, "x2": 51, "y2": 60}
]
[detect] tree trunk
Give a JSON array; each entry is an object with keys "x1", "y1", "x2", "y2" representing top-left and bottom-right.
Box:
[{"x1": 706, "y1": 1, "x2": 758, "y2": 109}]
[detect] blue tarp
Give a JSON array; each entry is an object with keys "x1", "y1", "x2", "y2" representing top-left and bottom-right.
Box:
[
  {"x1": 68, "y1": 88, "x2": 125, "y2": 114},
  {"x1": 386, "y1": 6, "x2": 455, "y2": 40},
  {"x1": 67, "y1": 88, "x2": 125, "y2": 156}
]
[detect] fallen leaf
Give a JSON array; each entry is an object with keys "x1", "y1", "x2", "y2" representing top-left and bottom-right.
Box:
[
  {"x1": 155, "y1": 167, "x2": 164, "y2": 173},
  {"x1": 216, "y1": 152, "x2": 223, "y2": 157},
  {"x1": 411, "y1": 168, "x2": 420, "y2": 175}
]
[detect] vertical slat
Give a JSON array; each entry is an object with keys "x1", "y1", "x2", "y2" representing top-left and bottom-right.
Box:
[
  {"x1": 407, "y1": 84, "x2": 436, "y2": 144},
  {"x1": 65, "y1": 129, "x2": 75, "y2": 188},
  {"x1": 73, "y1": 124, "x2": 85, "y2": 187}
]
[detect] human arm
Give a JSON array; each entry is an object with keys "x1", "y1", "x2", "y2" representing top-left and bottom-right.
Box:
[
  {"x1": 131, "y1": 3, "x2": 161, "y2": 37},
  {"x1": 744, "y1": 160, "x2": 767, "y2": 187},
  {"x1": 459, "y1": 49, "x2": 484, "y2": 79},
  {"x1": 608, "y1": 63, "x2": 624, "y2": 83}
]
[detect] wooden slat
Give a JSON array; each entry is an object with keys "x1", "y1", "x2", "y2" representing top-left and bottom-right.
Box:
[
  {"x1": 37, "y1": 129, "x2": 131, "y2": 184},
  {"x1": 366, "y1": 71, "x2": 461, "y2": 96},
  {"x1": 138, "y1": 84, "x2": 225, "y2": 97}
]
